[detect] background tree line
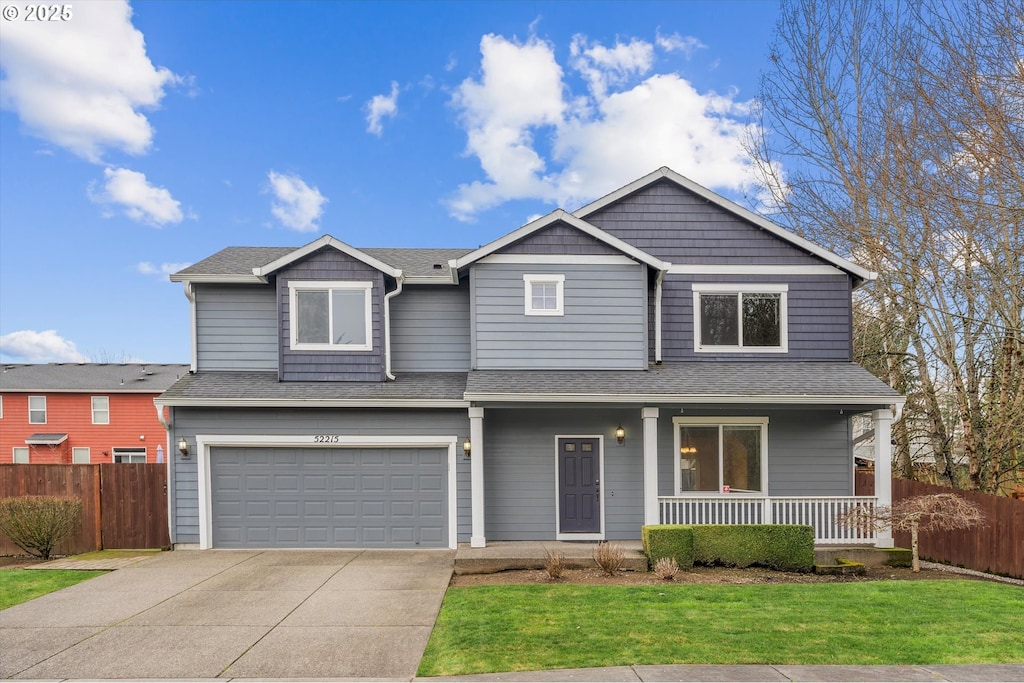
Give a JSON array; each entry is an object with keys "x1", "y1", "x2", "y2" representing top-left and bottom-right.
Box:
[{"x1": 750, "y1": 0, "x2": 1023, "y2": 493}]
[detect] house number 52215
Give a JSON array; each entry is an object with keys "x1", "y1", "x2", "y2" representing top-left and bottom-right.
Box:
[{"x1": 312, "y1": 435, "x2": 341, "y2": 444}]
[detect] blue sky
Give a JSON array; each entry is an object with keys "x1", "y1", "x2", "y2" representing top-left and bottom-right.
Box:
[{"x1": 0, "y1": 0, "x2": 781, "y2": 364}]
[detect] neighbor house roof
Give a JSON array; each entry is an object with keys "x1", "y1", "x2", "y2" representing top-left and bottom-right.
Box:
[
  {"x1": 0, "y1": 364, "x2": 190, "y2": 393},
  {"x1": 463, "y1": 362, "x2": 902, "y2": 405},
  {"x1": 157, "y1": 371, "x2": 469, "y2": 408}
]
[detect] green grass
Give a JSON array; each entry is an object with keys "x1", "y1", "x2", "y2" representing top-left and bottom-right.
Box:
[
  {"x1": 418, "y1": 581, "x2": 1024, "y2": 676},
  {"x1": 0, "y1": 569, "x2": 105, "y2": 610}
]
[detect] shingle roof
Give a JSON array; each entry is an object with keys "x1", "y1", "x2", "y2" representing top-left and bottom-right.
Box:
[
  {"x1": 0, "y1": 363, "x2": 190, "y2": 393},
  {"x1": 464, "y1": 363, "x2": 901, "y2": 403},
  {"x1": 173, "y1": 245, "x2": 472, "y2": 281},
  {"x1": 158, "y1": 371, "x2": 468, "y2": 404}
]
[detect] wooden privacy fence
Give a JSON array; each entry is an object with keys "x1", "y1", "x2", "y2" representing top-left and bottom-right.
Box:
[
  {"x1": 0, "y1": 464, "x2": 169, "y2": 556},
  {"x1": 856, "y1": 473, "x2": 1022, "y2": 579}
]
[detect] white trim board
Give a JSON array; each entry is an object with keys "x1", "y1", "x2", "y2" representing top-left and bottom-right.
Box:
[
  {"x1": 553, "y1": 434, "x2": 606, "y2": 541},
  {"x1": 668, "y1": 265, "x2": 844, "y2": 276},
  {"x1": 481, "y1": 254, "x2": 639, "y2": 265},
  {"x1": 254, "y1": 234, "x2": 400, "y2": 279},
  {"x1": 195, "y1": 434, "x2": 459, "y2": 550}
]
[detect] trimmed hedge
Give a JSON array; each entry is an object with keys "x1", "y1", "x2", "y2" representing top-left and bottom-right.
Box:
[
  {"x1": 642, "y1": 524, "x2": 695, "y2": 569},
  {"x1": 642, "y1": 524, "x2": 815, "y2": 573}
]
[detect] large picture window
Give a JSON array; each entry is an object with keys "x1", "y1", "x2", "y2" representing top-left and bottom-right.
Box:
[
  {"x1": 673, "y1": 417, "x2": 768, "y2": 495},
  {"x1": 289, "y1": 281, "x2": 373, "y2": 351},
  {"x1": 692, "y1": 284, "x2": 787, "y2": 352}
]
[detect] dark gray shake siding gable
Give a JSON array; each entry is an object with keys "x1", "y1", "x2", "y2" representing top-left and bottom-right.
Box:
[
  {"x1": 195, "y1": 284, "x2": 279, "y2": 371},
  {"x1": 276, "y1": 249, "x2": 386, "y2": 381},
  {"x1": 471, "y1": 262, "x2": 648, "y2": 370},
  {"x1": 390, "y1": 285, "x2": 471, "y2": 372},
  {"x1": 500, "y1": 222, "x2": 623, "y2": 255},
  {"x1": 168, "y1": 407, "x2": 471, "y2": 544}
]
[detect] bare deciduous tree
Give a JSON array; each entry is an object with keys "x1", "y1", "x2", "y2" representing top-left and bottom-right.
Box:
[
  {"x1": 837, "y1": 493, "x2": 987, "y2": 571},
  {"x1": 749, "y1": 0, "x2": 1024, "y2": 493}
]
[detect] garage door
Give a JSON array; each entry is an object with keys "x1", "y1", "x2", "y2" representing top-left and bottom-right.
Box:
[{"x1": 210, "y1": 446, "x2": 448, "y2": 548}]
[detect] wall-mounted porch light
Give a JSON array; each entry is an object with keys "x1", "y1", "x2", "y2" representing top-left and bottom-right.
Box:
[
  {"x1": 463, "y1": 438, "x2": 472, "y2": 457},
  {"x1": 615, "y1": 425, "x2": 626, "y2": 445},
  {"x1": 177, "y1": 437, "x2": 190, "y2": 458}
]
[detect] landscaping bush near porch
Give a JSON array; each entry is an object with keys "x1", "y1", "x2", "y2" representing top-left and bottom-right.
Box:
[{"x1": 642, "y1": 524, "x2": 814, "y2": 572}]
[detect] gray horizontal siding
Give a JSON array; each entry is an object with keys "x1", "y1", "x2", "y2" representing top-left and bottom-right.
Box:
[
  {"x1": 195, "y1": 284, "x2": 278, "y2": 371},
  {"x1": 169, "y1": 407, "x2": 470, "y2": 545},
  {"x1": 472, "y1": 262, "x2": 647, "y2": 370},
  {"x1": 391, "y1": 286, "x2": 471, "y2": 372},
  {"x1": 586, "y1": 179, "x2": 832, "y2": 266},
  {"x1": 483, "y1": 408, "x2": 643, "y2": 541},
  {"x1": 277, "y1": 249, "x2": 386, "y2": 382},
  {"x1": 661, "y1": 274, "x2": 852, "y2": 361}
]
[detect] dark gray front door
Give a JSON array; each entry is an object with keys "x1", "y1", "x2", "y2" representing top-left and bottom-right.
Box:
[{"x1": 558, "y1": 437, "x2": 600, "y2": 533}]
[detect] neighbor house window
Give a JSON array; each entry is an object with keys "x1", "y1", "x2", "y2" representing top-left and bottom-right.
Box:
[
  {"x1": 673, "y1": 417, "x2": 768, "y2": 495},
  {"x1": 289, "y1": 281, "x2": 373, "y2": 351},
  {"x1": 28, "y1": 396, "x2": 46, "y2": 424},
  {"x1": 692, "y1": 284, "x2": 788, "y2": 352},
  {"x1": 112, "y1": 447, "x2": 147, "y2": 463},
  {"x1": 72, "y1": 447, "x2": 90, "y2": 464},
  {"x1": 523, "y1": 274, "x2": 565, "y2": 316},
  {"x1": 91, "y1": 396, "x2": 109, "y2": 425},
  {"x1": 13, "y1": 447, "x2": 29, "y2": 463}
]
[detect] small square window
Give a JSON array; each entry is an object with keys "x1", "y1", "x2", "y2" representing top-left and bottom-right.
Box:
[
  {"x1": 13, "y1": 447, "x2": 29, "y2": 463},
  {"x1": 523, "y1": 274, "x2": 565, "y2": 316},
  {"x1": 72, "y1": 447, "x2": 91, "y2": 464},
  {"x1": 92, "y1": 396, "x2": 109, "y2": 425},
  {"x1": 28, "y1": 396, "x2": 46, "y2": 424}
]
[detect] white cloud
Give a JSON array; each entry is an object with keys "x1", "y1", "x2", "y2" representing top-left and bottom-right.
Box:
[
  {"x1": 0, "y1": 0, "x2": 179, "y2": 161},
  {"x1": 90, "y1": 167, "x2": 184, "y2": 226},
  {"x1": 137, "y1": 261, "x2": 191, "y2": 279},
  {"x1": 0, "y1": 330, "x2": 89, "y2": 363},
  {"x1": 655, "y1": 31, "x2": 707, "y2": 58},
  {"x1": 267, "y1": 171, "x2": 327, "y2": 232},
  {"x1": 366, "y1": 81, "x2": 399, "y2": 136},
  {"x1": 447, "y1": 32, "x2": 769, "y2": 220}
]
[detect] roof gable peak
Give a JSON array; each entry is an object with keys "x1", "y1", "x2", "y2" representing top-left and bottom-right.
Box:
[{"x1": 253, "y1": 235, "x2": 401, "y2": 279}]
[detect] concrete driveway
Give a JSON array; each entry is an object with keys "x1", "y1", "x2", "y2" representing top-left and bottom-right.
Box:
[{"x1": 0, "y1": 548, "x2": 454, "y2": 680}]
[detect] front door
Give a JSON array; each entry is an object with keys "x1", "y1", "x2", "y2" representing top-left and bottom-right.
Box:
[{"x1": 558, "y1": 437, "x2": 601, "y2": 533}]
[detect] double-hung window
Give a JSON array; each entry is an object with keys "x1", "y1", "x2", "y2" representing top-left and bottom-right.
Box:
[
  {"x1": 674, "y1": 417, "x2": 768, "y2": 495},
  {"x1": 28, "y1": 396, "x2": 46, "y2": 424},
  {"x1": 692, "y1": 284, "x2": 788, "y2": 352},
  {"x1": 523, "y1": 274, "x2": 564, "y2": 316},
  {"x1": 91, "y1": 396, "x2": 109, "y2": 425},
  {"x1": 289, "y1": 281, "x2": 373, "y2": 351}
]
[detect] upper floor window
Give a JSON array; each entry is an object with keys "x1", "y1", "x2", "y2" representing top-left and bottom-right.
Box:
[
  {"x1": 28, "y1": 396, "x2": 46, "y2": 424},
  {"x1": 523, "y1": 274, "x2": 565, "y2": 316},
  {"x1": 289, "y1": 281, "x2": 373, "y2": 351},
  {"x1": 91, "y1": 396, "x2": 110, "y2": 425},
  {"x1": 692, "y1": 284, "x2": 788, "y2": 353}
]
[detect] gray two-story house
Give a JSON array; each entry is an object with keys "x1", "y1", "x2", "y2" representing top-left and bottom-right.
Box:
[{"x1": 159, "y1": 168, "x2": 903, "y2": 551}]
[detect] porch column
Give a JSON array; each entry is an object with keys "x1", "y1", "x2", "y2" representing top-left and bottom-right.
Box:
[
  {"x1": 469, "y1": 407, "x2": 486, "y2": 548},
  {"x1": 872, "y1": 408, "x2": 894, "y2": 548},
  {"x1": 642, "y1": 407, "x2": 660, "y2": 526}
]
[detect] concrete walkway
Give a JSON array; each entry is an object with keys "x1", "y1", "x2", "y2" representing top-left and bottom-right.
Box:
[{"x1": 0, "y1": 548, "x2": 454, "y2": 679}]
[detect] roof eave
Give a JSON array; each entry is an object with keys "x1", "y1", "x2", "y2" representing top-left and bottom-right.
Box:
[
  {"x1": 169, "y1": 273, "x2": 267, "y2": 284},
  {"x1": 156, "y1": 397, "x2": 470, "y2": 408},
  {"x1": 464, "y1": 392, "x2": 904, "y2": 405}
]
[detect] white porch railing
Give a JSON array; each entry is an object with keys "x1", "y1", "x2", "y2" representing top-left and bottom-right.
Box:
[{"x1": 658, "y1": 496, "x2": 878, "y2": 545}]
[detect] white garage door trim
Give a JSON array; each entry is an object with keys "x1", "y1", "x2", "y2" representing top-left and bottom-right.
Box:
[{"x1": 196, "y1": 434, "x2": 458, "y2": 549}]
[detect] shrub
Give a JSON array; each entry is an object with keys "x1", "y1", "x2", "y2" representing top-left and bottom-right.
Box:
[
  {"x1": 653, "y1": 556, "x2": 680, "y2": 580},
  {"x1": 0, "y1": 496, "x2": 83, "y2": 560},
  {"x1": 593, "y1": 541, "x2": 625, "y2": 575},
  {"x1": 544, "y1": 550, "x2": 565, "y2": 580},
  {"x1": 642, "y1": 524, "x2": 695, "y2": 569},
  {"x1": 691, "y1": 525, "x2": 814, "y2": 572}
]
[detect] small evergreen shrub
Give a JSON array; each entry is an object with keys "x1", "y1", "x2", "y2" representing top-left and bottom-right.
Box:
[
  {"x1": 0, "y1": 496, "x2": 83, "y2": 560},
  {"x1": 691, "y1": 525, "x2": 814, "y2": 572},
  {"x1": 593, "y1": 541, "x2": 625, "y2": 575},
  {"x1": 642, "y1": 524, "x2": 695, "y2": 569}
]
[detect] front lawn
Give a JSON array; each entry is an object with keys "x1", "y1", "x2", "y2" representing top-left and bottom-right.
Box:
[
  {"x1": 419, "y1": 580, "x2": 1024, "y2": 676},
  {"x1": 0, "y1": 569, "x2": 105, "y2": 610}
]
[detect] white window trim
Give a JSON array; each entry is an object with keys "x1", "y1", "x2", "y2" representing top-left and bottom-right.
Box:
[
  {"x1": 91, "y1": 396, "x2": 110, "y2": 425},
  {"x1": 28, "y1": 395, "x2": 46, "y2": 424},
  {"x1": 288, "y1": 280, "x2": 374, "y2": 352},
  {"x1": 672, "y1": 416, "x2": 769, "y2": 496},
  {"x1": 523, "y1": 274, "x2": 565, "y2": 316},
  {"x1": 692, "y1": 283, "x2": 789, "y2": 353},
  {"x1": 0, "y1": 396, "x2": 4, "y2": 418},
  {"x1": 13, "y1": 447, "x2": 29, "y2": 464},
  {"x1": 72, "y1": 447, "x2": 91, "y2": 464},
  {"x1": 553, "y1": 434, "x2": 605, "y2": 541}
]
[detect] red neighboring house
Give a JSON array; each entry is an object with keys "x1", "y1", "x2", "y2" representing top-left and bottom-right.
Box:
[{"x1": 0, "y1": 363, "x2": 189, "y2": 464}]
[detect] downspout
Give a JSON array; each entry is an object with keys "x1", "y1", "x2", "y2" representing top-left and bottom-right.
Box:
[
  {"x1": 654, "y1": 266, "x2": 668, "y2": 364},
  {"x1": 183, "y1": 281, "x2": 198, "y2": 373},
  {"x1": 383, "y1": 270, "x2": 405, "y2": 381}
]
